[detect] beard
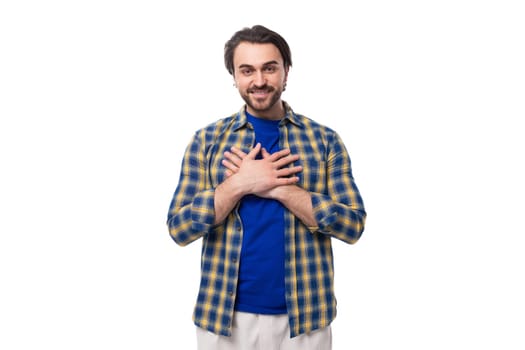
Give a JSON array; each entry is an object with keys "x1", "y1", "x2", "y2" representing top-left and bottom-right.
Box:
[{"x1": 240, "y1": 84, "x2": 283, "y2": 116}]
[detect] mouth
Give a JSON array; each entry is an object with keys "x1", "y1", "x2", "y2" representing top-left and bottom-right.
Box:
[{"x1": 248, "y1": 87, "x2": 273, "y2": 98}]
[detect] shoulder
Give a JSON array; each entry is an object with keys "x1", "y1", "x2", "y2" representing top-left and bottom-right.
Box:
[
  {"x1": 285, "y1": 102, "x2": 337, "y2": 136},
  {"x1": 198, "y1": 113, "x2": 238, "y2": 132},
  {"x1": 290, "y1": 111, "x2": 341, "y2": 145},
  {"x1": 192, "y1": 112, "x2": 240, "y2": 141},
  {"x1": 288, "y1": 110, "x2": 350, "y2": 160},
  {"x1": 296, "y1": 113, "x2": 336, "y2": 132}
]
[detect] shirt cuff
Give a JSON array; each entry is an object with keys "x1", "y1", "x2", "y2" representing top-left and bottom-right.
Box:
[
  {"x1": 310, "y1": 192, "x2": 339, "y2": 234},
  {"x1": 190, "y1": 189, "x2": 216, "y2": 233}
]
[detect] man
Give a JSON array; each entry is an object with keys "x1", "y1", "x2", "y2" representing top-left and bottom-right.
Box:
[{"x1": 167, "y1": 25, "x2": 366, "y2": 350}]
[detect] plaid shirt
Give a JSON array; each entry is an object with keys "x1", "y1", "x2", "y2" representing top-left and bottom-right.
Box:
[{"x1": 167, "y1": 102, "x2": 366, "y2": 338}]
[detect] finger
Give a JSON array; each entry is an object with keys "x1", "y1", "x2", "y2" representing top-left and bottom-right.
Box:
[
  {"x1": 229, "y1": 146, "x2": 248, "y2": 159},
  {"x1": 223, "y1": 151, "x2": 242, "y2": 167},
  {"x1": 276, "y1": 165, "x2": 303, "y2": 177},
  {"x1": 221, "y1": 159, "x2": 238, "y2": 173},
  {"x1": 261, "y1": 147, "x2": 271, "y2": 159},
  {"x1": 245, "y1": 143, "x2": 261, "y2": 159},
  {"x1": 274, "y1": 154, "x2": 300, "y2": 169},
  {"x1": 268, "y1": 148, "x2": 291, "y2": 161},
  {"x1": 276, "y1": 176, "x2": 300, "y2": 186}
]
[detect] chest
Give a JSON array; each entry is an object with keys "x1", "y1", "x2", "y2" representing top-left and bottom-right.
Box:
[{"x1": 205, "y1": 127, "x2": 328, "y2": 192}]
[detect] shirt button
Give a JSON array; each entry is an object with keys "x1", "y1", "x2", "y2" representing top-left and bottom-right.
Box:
[
  {"x1": 232, "y1": 257, "x2": 237, "y2": 263},
  {"x1": 228, "y1": 291, "x2": 234, "y2": 296}
]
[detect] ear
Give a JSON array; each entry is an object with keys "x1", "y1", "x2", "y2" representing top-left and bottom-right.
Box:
[
  {"x1": 283, "y1": 67, "x2": 290, "y2": 90},
  {"x1": 233, "y1": 70, "x2": 240, "y2": 88}
]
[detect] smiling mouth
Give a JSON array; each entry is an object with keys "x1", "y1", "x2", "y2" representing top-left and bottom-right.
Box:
[
  {"x1": 251, "y1": 90, "x2": 269, "y2": 96},
  {"x1": 248, "y1": 86, "x2": 273, "y2": 95}
]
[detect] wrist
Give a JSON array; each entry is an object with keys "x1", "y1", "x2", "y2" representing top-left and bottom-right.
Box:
[
  {"x1": 220, "y1": 173, "x2": 249, "y2": 200},
  {"x1": 271, "y1": 184, "x2": 297, "y2": 202}
]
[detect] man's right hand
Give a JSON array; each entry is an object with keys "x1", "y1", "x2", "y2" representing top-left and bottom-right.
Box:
[{"x1": 221, "y1": 143, "x2": 303, "y2": 197}]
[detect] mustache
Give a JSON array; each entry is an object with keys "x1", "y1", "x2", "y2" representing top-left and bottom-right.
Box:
[{"x1": 248, "y1": 85, "x2": 274, "y2": 93}]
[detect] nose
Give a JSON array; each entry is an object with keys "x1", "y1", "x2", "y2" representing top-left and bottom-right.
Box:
[{"x1": 253, "y1": 70, "x2": 266, "y2": 87}]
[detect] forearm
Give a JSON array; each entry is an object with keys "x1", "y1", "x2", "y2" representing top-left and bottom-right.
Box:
[
  {"x1": 310, "y1": 192, "x2": 366, "y2": 244},
  {"x1": 273, "y1": 185, "x2": 317, "y2": 228},
  {"x1": 213, "y1": 175, "x2": 246, "y2": 224},
  {"x1": 274, "y1": 185, "x2": 366, "y2": 244},
  {"x1": 167, "y1": 134, "x2": 217, "y2": 246},
  {"x1": 276, "y1": 184, "x2": 366, "y2": 243},
  {"x1": 167, "y1": 188, "x2": 216, "y2": 246}
]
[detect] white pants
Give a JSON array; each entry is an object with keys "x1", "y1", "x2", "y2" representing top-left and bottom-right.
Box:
[{"x1": 196, "y1": 312, "x2": 332, "y2": 350}]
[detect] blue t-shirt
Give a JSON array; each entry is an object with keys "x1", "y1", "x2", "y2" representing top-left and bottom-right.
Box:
[{"x1": 234, "y1": 112, "x2": 287, "y2": 314}]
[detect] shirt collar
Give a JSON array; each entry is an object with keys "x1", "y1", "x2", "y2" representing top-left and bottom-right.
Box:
[{"x1": 232, "y1": 101, "x2": 304, "y2": 131}]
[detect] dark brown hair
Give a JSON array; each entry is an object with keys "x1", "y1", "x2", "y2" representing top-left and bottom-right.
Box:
[{"x1": 224, "y1": 25, "x2": 292, "y2": 75}]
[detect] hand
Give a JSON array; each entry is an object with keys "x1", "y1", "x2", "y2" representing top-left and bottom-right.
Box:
[{"x1": 221, "y1": 143, "x2": 302, "y2": 197}]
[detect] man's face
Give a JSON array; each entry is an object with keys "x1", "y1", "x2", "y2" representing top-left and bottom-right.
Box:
[{"x1": 233, "y1": 42, "x2": 288, "y2": 119}]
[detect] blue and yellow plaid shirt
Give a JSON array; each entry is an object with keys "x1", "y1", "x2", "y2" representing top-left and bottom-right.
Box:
[{"x1": 167, "y1": 102, "x2": 366, "y2": 338}]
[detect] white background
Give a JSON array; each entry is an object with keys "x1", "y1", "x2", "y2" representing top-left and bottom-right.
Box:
[{"x1": 1, "y1": 0, "x2": 524, "y2": 349}]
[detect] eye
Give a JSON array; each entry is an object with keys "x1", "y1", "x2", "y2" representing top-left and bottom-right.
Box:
[
  {"x1": 264, "y1": 65, "x2": 277, "y2": 73},
  {"x1": 240, "y1": 68, "x2": 253, "y2": 76}
]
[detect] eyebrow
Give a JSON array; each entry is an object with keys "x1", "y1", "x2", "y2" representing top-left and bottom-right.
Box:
[{"x1": 238, "y1": 60, "x2": 280, "y2": 69}]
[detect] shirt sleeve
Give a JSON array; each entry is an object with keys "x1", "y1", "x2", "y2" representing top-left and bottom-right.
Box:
[
  {"x1": 166, "y1": 132, "x2": 216, "y2": 246},
  {"x1": 310, "y1": 132, "x2": 367, "y2": 244}
]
